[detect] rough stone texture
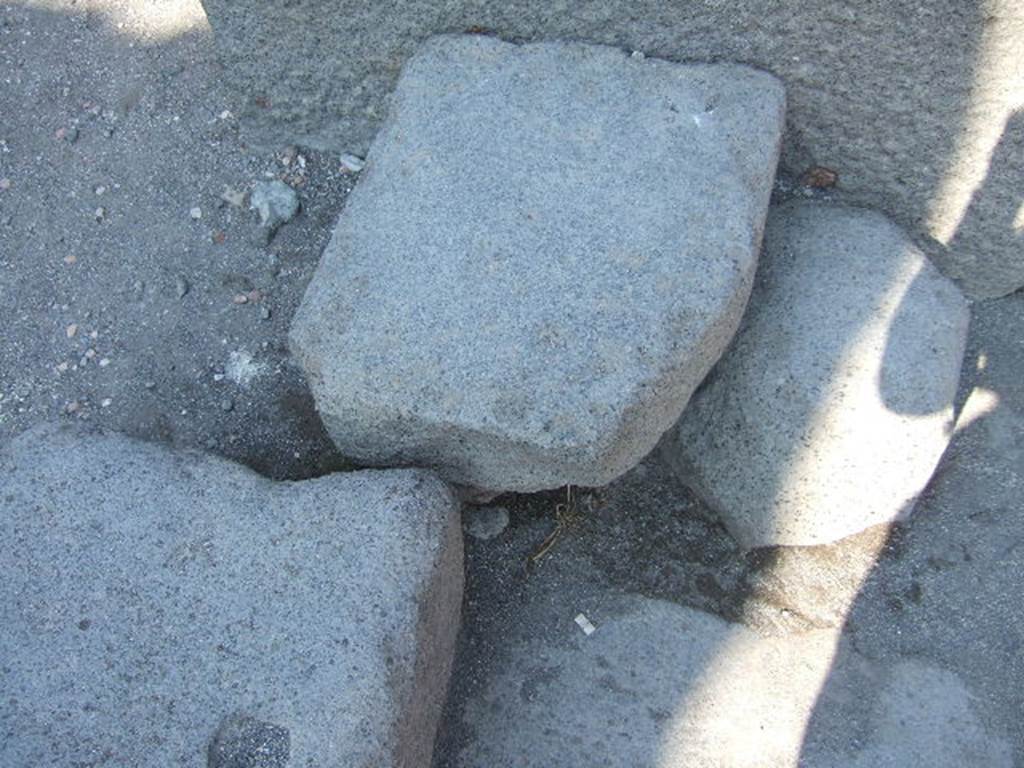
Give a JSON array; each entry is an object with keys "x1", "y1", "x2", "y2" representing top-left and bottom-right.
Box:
[
  {"x1": 289, "y1": 35, "x2": 784, "y2": 493},
  {"x1": 822, "y1": 290, "x2": 1024, "y2": 766},
  {"x1": 662, "y1": 202, "x2": 970, "y2": 548},
  {"x1": 432, "y1": 289, "x2": 1024, "y2": 766},
  {"x1": 199, "y1": 0, "x2": 1024, "y2": 299},
  {"x1": 0, "y1": 425, "x2": 463, "y2": 768},
  {"x1": 447, "y1": 594, "x2": 1012, "y2": 768}
]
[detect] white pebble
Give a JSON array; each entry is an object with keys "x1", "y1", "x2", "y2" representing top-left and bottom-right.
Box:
[
  {"x1": 339, "y1": 153, "x2": 365, "y2": 173},
  {"x1": 574, "y1": 613, "x2": 596, "y2": 636}
]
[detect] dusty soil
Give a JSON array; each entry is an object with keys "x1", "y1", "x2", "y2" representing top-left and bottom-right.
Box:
[{"x1": 0, "y1": 1, "x2": 354, "y2": 479}]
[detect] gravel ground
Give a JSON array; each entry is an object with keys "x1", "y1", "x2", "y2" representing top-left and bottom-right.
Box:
[
  {"x1": 0, "y1": 0, "x2": 355, "y2": 479},
  {"x1": 2, "y1": 1, "x2": 1021, "y2": 765}
]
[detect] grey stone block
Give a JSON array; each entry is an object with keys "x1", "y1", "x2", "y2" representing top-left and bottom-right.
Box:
[
  {"x1": 450, "y1": 594, "x2": 1013, "y2": 767},
  {"x1": 662, "y1": 202, "x2": 970, "y2": 548},
  {"x1": 200, "y1": 0, "x2": 1024, "y2": 299},
  {"x1": 0, "y1": 425, "x2": 463, "y2": 768},
  {"x1": 290, "y1": 35, "x2": 784, "y2": 493}
]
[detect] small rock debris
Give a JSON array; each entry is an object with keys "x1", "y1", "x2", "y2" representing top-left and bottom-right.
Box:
[
  {"x1": 339, "y1": 153, "x2": 365, "y2": 173},
  {"x1": 801, "y1": 165, "x2": 839, "y2": 189},
  {"x1": 574, "y1": 613, "x2": 596, "y2": 636}
]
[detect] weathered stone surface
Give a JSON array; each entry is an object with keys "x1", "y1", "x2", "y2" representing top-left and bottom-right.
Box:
[
  {"x1": 200, "y1": 0, "x2": 1024, "y2": 299},
  {"x1": 448, "y1": 594, "x2": 1012, "y2": 767},
  {"x1": 290, "y1": 35, "x2": 784, "y2": 493},
  {"x1": 0, "y1": 425, "x2": 462, "y2": 768},
  {"x1": 662, "y1": 202, "x2": 970, "y2": 548},
  {"x1": 432, "y1": 288, "x2": 1024, "y2": 765}
]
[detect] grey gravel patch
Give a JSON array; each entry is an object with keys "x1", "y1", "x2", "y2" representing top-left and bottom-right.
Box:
[
  {"x1": 208, "y1": 713, "x2": 290, "y2": 768},
  {"x1": 290, "y1": 34, "x2": 784, "y2": 493},
  {"x1": 0, "y1": 3, "x2": 356, "y2": 481}
]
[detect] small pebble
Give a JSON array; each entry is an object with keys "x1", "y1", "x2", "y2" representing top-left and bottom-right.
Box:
[
  {"x1": 144, "y1": 380, "x2": 156, "y2": 390},
  {"x1": 465, "y1": 505, "x2": 510, "y2": 541},
  {"x1": 339, "y1": 153, "x2": 365, "y2": 173},
  {"x1": 66, "y1": 323, "x2": 78, "y2": 338},
  {"x1": 100, "y1": 398, "x2": 112, "y2": 408},
  {"x1": 0, "y1": 178, "x2": 10, "y2": 191},
  {"x1": 98, "y1": 358, "x2": 110, "y2": 367},
  {"x1": 66, "y1": 126, "x2": 79, "y2": 143},
  {"x1": 220, "y1": 398, "x2": 234, "y2": 412},
  {"x1": 84, "y1": 348, "x2": 96, "y2": 359},
  {"x1": 190, "y1": 206, "x2": 202, "y2": 220},
  {"x1": 250, "y1": 180, "x2": 299, "y2": 242},
  {"x1": 64, "y1": 254, "x2": 77, "y2": 265},
  {"x1": 220, "y1": 186, "x2": 246, "y2": 208},
  {"x1": 233, "y1": 293, "x2": 248, "y2": 304},
  {"x1": 260, "y1": 306, "x2": 271, "y2": 320},
  {"x1": 94, "y1": 185, "x2": 106, "y2": 195},
  {"x1": 175, "y1": 275, "x2": 190, "y2": 299},
  {"x1": 574, "y1": 613, "x2": 597, "y2": 636},
  {"x1": 801, "y1": 165, "x2": 839, "y2": 189},
  {"x1": 56, "y1": 361, "x2": 69, "y2": 373},
  {"x1": 94, "y1": 207, "x2": 105, "y2": 222},
  {"x1": 65, "y1": 401, "x2": 80, "y2": 414}
]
